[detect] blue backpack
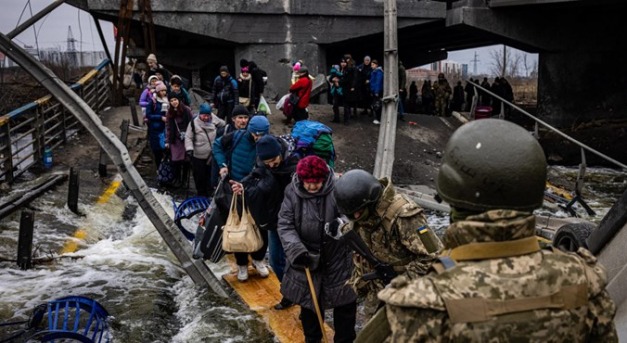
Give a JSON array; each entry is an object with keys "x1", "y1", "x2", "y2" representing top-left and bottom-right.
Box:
[{"x1": 291, "y1": 120, "x2": 336, "y2": 167}]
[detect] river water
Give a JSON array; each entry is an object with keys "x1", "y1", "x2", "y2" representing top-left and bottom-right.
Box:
[{"x1": 0, "y1": 166, "x2": 624, "y2": 342}]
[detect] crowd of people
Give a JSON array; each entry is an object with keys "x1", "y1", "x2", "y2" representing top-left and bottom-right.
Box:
[{"x1": 134, "y1": 53, "x2": 616, "y2": 343}]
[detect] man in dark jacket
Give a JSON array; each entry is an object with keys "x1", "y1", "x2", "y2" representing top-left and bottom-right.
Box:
[
  {"x1": 213, "y1": 66, "x2": 239, "y2": 123},
  {"x1": 230, "y1": 135, "x2": 300, "y2": 309},
  {"x1": 213, "y1": 115, "x2": 270, "y2": 282}
]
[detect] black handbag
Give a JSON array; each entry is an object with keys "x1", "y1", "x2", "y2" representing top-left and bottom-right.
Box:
[{"x1": 289, "y1": 92, "x2": 300, "y2": 106}]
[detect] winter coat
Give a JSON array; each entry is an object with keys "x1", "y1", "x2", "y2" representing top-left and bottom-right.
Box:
[
  {"x1": 145, "y1": 96, "x2": 167, "y2": 152},
  {"x1": 248, "y1": 61, "x2": 266, "y2": 95},
  {"x1": 278, "y1": 173, "x2": 357, "y2": 311},
  {"x1": 240, "y1": 138, "x2": 299, "y2": 230},
  {"x1": 165, "y1": 105, "x2": 193, "y2": 162},
  {"x1": 370, "y1": 67, "x2": 384, "y2": 96},
  {"x1": 184, "y1": 115, "x2": 226, "y2": 160},
  {"x1": 289, "y1": 75, "x2": 313, "y2": 109},
  {"x1": 139, "y1": 87, "x2": 154, "y2": 108},
  {"x1": 212, "y1": 129, "x2": 257, "y2": 182},
  {"x1": 212, "y1": 75, "x2": 239, "y2": 106},
  {"x1": 238, "y1": 74, "x2": 253, "y2": 99},
  {"x1": 339, "y1": 66, "x2": 359, "y2": 103},
  {"x1": 169, "y1": 88, "x2": 191, "y2": 106}
]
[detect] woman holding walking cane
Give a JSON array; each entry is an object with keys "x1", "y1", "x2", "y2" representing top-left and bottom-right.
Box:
[{"x1": 278, "y1": 155, "x2": 357, "y2": 343}]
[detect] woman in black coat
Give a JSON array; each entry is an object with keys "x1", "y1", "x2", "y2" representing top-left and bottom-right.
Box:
[{"x1": 278, "y1": 156, "x2": 357, "y2": 343}]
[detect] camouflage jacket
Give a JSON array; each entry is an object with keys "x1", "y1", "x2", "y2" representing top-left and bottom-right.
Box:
[
  {"x1": 345, "y1": 178, "x2": 443, "y2": 317},
  {"x1": 376, "y1": 210, "x2": 617, "y2": 343}
]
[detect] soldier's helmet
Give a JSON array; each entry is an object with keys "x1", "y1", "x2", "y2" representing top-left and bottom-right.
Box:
[
  {"x1": 334, "y1": 169, "x2": 382, "y2": 216},
  {"x1": 437, "y1": 119, "x2": 547, "y2": 212}
]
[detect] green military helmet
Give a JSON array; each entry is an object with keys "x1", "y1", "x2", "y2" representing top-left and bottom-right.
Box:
[
  {"x1": 333, "y1": 169, "x2": 382, "y2": 216},
  {"x1": 437, "y1": 119, "x2": 547, "y2": 212}
]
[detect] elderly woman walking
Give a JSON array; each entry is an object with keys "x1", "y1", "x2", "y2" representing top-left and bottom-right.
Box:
[{"x1": 278, "y1": 155, "x2": 357, "y2": 343}]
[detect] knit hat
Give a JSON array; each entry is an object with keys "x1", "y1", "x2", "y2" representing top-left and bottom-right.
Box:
[
  {"x1": 293, "y1": 62, "x2": 301, "y2": 72},
  {"x1": 147, "y1": 53, "x2": 157, "y2": 63},
  {"x1": 232, "y1": 105, "x2": 250, "y2": 118},
  {"x1": 170, "y1": 75, "x2": 182, "y2": 85},
  {"x1": 155, "y1": 82, "x2": 167, "y2": 92},
  {"x1": 147, "y1": 75, "x2": 159, "y2": 84},
  {"x1": 199, "y1": 103, "x2": 212, "y2": 114},
  {"x1": 241, "y1": 66, "x2": 249, "y2": 73},
  {"x1": 248, "y1": 115, "x2": 270, "y2": 135},
  {"x1": 256, "y1": 135, "x2": 282, "y2": 161},
  {"x1": 296, "y1": 155, "x2": 329, "y2": 184},
  {"x1": 219, "y1": 65, "x2": 229, "y2": 73}
]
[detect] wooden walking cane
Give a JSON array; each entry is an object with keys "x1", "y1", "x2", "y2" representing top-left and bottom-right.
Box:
[{"x1": 305, "y1": 267, "x2": 329, "y2": 343}]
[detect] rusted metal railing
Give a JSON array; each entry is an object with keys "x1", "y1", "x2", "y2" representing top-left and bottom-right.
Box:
[{"x1": 0, "y1": 59, "x2": 111, "y2": 183}]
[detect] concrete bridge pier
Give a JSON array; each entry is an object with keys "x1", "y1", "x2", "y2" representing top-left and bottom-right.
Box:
[
  {"x1": 235, "y1": 42, "x2": 326, "y2": 100},
  {"x1": 538, "y1": 50, "x2": 627, "y2": 127}
]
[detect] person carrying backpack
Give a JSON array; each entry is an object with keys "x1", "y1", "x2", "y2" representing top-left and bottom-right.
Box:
[
  {"x1": 213, "y1": 66, "x2": 239, "y2": 123},
  {"x1": 185, "y1": 103, "x2": 226, "y2": 197},
  {"x1": 212, "y1": 115, "x2": 271, "y2": 282}
]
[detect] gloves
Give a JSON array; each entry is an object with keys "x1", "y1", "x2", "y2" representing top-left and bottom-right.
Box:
[
  {"x1": 374, "y1": 263, "x2": 397, "y2": 284},
  {"x1": 186, "y1": 150, "x2": 193, "y2": 158},
  {"x1": 293, "y1": 252, "x2": 311, "y2": 268},
  {"x1": 325, "y1": 217, "x2": 348, "y2": 240}
]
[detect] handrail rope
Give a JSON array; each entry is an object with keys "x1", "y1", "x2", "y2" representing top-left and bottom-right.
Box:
[{"x1": 469, "y1": 81, "x2": 627, "y2": 170}]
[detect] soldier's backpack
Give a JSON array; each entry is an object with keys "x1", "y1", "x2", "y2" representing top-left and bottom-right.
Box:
[{"x1": 290, "y1": 120, "x2": 336, "y2": 168}]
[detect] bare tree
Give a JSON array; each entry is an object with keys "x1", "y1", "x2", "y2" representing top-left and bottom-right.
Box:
[{"x1": 489, "y1": 45, "x2": 523, "y2": 78}]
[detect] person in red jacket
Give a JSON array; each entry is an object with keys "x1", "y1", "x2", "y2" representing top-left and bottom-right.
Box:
[{"x1": 289, "y1": 66, "x2": 313, "y2": 122}]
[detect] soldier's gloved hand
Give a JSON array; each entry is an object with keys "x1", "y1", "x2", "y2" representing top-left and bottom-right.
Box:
[
  {"x1": 375, "y1": 263, "x2": 397, "y2": 284},
  {"x1": 325, "y1": 216, "x2": 349, "y2": 240}
]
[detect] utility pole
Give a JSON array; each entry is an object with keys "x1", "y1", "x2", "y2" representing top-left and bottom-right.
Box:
[
  {"x1": 502, "y1": 45, "x2": 507, "y2": 77},
  {"x1": 67, "y1": 26, "x2": 78, "y2": 66},
  {"x1": 471, "y1": 51, "x2": 480, "y2": 75},
  {"x1": 373, "y1": 0, "x2": 398, "y2": 179}
]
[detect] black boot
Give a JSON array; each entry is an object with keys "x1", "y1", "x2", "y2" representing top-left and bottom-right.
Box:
[{"x1": 274, "y1": 298, "x2": 294, "y2": 310}]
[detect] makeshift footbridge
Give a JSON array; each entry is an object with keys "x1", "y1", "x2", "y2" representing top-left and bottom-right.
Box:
[{"x1": 0, "y1": 17, "x2": 228, "y2": 297}]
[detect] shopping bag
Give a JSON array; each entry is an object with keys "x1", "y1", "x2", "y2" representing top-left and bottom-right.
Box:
[
  {"x1": 276, "y1": 93, "x2": 289, "y2": 111},
  {"x1": 258, "y1": 95, "x2": 271, "y2": 115},
  {"x1": 222, "y1": 190, "x2": 263, "y2": 253}
]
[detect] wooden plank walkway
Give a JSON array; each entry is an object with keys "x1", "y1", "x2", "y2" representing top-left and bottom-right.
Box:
[{"x1": 223, "y1": 256, "x2": 334, "y2": 342}]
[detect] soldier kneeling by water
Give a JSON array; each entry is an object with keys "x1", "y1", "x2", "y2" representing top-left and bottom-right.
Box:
[
  {"x1": 357, "y1": 119, "x2": 617, "y2": 342},
  {"x1": 333, "y1": 169, "x2": 443, "y2": 319}
]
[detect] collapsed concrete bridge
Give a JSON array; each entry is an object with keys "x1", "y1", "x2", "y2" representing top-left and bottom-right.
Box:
[{"x1": 70, "y1": 0, "x2": 627, "y2": 127}]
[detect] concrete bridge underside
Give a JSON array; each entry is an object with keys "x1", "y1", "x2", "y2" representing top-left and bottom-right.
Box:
[{"x1": 70, "y1": 0, "x2": 627, "y2": 126}]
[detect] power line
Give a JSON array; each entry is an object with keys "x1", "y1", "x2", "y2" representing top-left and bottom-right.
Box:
[{"x1": 27, "y1": 0, "x2": 41, "y2": 59}]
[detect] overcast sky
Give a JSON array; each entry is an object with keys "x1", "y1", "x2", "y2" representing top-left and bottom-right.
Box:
[
  {"x1": 2, "y1": 1, "x2": 537, "y2": 76},
  {"x1": 1, "y1": 1, "x2": 114, "y2": 53}
]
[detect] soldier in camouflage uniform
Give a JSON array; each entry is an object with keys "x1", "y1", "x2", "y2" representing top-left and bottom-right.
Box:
[
  {"x1": 432, "y1": 73, "x2": 451, "y2": 116},
  {"x1": 357, "y1": 119, "x2": 617, "y2": 342},
  {"x1": 333, "y1": 170, "x2": 443, "y2": 319}
]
